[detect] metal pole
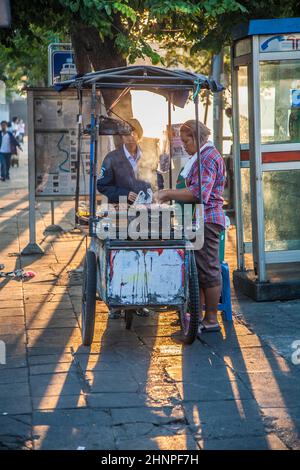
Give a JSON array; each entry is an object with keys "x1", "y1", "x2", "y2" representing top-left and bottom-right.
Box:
[
  {"x1": 168, "y1": 97, "x2": 173, "y2": 190},
  {"x1": 21, "y1": 89, "x2": 44, "y2": 255},
  {"x1": 194, "y1": 95, "x2": 202, "y2": 204},
  {"x1": 89, "y1": 82, "x2": 97, "y2": 236},
  {"x1": 48, "y1": 44, "x2": 52, "y2": 87},
  {"x1": 75, "y1": 88, "x2": 83, "y2": 225},
  {"x1": 231, "y1": 47, "x2": 245, "y2": 271},
  {"x1": 51, "y1": 201, "x2": 55, "y2": 225},
  {"x1": 44, "y1": 200, "x2": 63, "y2": 233},
  {"x1": 93, "y1": 112, "x2": 99, "y2": 221},
  {"x1": 248, "y1": 36, "x2": 266, "y2": 281},
  {"x1": 212, "y1": 52, "x2": 224, "y2": 154}
]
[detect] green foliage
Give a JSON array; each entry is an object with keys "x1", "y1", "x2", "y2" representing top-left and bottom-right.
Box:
[
  {"x1": 203, "y1": 0, "x2": 247, "y2": 17},
  {"x1": 1, "y1": 0, "x2": 300, "y2": 92},
  {"x1": 147, "y1": 0, "x2": 201, "y2": 16},
  {"x1": 0, "y1": 26, "x2": 67, "y2": 93}
]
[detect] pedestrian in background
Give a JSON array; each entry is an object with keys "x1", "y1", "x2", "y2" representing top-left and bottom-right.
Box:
[
  {"x1": 0, "y1": 120, "x2": 22, "y2": 181},
  {"x1": 11, "y1": 116, "x2": 19, "y2": 136},
  {"x1": 17, "y1": 119, "x2": 25, "y2": 143}
]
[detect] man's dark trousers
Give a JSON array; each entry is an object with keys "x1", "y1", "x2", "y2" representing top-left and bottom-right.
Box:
[{"x1": 0, "y1": 152, "x2": 12, "y2": 180}]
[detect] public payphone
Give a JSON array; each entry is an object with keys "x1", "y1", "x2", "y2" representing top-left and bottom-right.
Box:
[{"x1": 231, "y1": 18, "x2": 300, "y2": 300}]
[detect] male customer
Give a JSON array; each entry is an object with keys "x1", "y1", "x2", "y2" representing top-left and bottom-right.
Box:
[
  {"x1": 97, "y1": 118, "x2": 151, "y2": 319},
  {"x1": 97, "y1": 118, "x2": 151, "y2": 204},
  {"x1": 0, "y1": 120, "x2": 22, "y2": 181}
]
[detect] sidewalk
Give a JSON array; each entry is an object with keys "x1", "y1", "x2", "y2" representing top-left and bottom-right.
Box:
[{"x1": 0, "y1": 148, "x2": 299, "y2": 450}]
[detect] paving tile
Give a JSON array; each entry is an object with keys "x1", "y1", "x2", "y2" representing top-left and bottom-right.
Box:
[
  {"x1": 0, "y1": 396, "x2": 32, "y2": 414},
  {"x1": 33, "y1": 424, "x2": 115, "y2": 450},
  {"x1": 32, "y1": 408, "x2": 111, "y2": 426},
  {"x1": 0, "y1": 316, "x2": 24, "y2": 326},
  {"x1": 87, "y1": 392, "x2": 175, "y2": 409},
  {"x1": 0, "y1": 381, "x2": 30, "y2": 398},
  {"x1": 85, "y1": 371, "x2": 139, "y2": 393},
  {"x1": 114, "y1": 424, "x2": 199, "y2": 450},
  {"x1": 183, "y1": 399, "x2": 266, "y2": 439},
  {"x1": 2, "y1": 354, "x2": 27, "y2": 369},
  {"x1": 0, "y1": 414, "x2": 32, "y2": 450},
  {"x1": 176, "y1": 376, "x2": 253, "y2": 402},
  {"x1": 0, "y1": 367, "x2": 28, "y2": 384},
  {"x1": 26, "y1": 318, "x2": 78, "y2": 329},
  {"x1": 0, "y1": 308, "x2": 24, "y2": 317},
  {"x1": 0, "y1": 324, "x2": 25, "y2": 335},
  {"x1": 28, "y1": 353, "x2": 74, "y2": 366},
  {"x1": 222, "y1": 347, "x2": 291, "y2": 373},
  {"x1": 261, "y1": 407, "x2": 300, "y2": 450},
  {"x1": 32, "y1": 394, "x2": 87, "y2": 411},
  {"x1": 26, "y1": 328, "x2": 82, "y2": 347},
  {"x1": 241, "y1": 371, "x2": 300, "y2": 408},
  {"x1": 0, "y1": 300, "x2": 24, "y2": 309},
  {"x1": 30, "y1": 372, "x2": 83, "y2": 397},
  {"x1": 111, "y1": 405, "x2": 185, "y2": 426},
  {"x1": 197, "y1": 434, "x2": 288, "y2": 450}
]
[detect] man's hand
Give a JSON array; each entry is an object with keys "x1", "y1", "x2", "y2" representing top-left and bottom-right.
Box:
[
  {"x1": 128, "y1": 191, "x2": 138, "y2": 203},
  {"x1": 153, "y1": 190, "x2": 170, "y2": 203}
]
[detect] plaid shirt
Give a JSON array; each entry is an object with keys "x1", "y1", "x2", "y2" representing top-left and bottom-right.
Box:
[{"x1": 186, "y1": 144, "x2": 226, "y2": 228}]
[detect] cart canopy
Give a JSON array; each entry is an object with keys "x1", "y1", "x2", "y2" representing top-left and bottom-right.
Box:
[{"x1": 54, "y1": 65, "x2": 223, "y2": 108}]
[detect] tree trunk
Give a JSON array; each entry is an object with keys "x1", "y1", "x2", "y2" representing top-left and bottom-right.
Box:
[
  {"x1": 70, "y1": 21, "x2": 133, "y2": 122},
  {"x1": 70, "y1": 24, "x2": 92, "y2": 75}
]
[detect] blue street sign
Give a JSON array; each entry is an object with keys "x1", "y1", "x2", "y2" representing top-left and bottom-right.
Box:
[
  {"x1": 291, "y1": 89, "x2": 300, "y2": 109},
  {"x1": 51, "y1": 50, "x2": 76, "y2": 84}
]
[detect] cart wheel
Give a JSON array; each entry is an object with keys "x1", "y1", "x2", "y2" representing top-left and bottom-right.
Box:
[
  {"x1": 179, "y1": 252, "x2": 200, "y2": 344},
  {"x1": 81, "y1": 250, "x2": 97, "y2": 346},
  {"x1": 124, "y1": 310, "x2": 133, "y2": 330}
]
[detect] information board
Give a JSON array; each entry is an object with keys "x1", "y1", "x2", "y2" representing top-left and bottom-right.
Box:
[{"x1": 28, "y1": 88, "x2": 112, "y2": 199}]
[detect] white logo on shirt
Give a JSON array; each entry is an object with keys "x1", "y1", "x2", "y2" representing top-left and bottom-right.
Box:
[{"x1": 99, "y1": 166, "x2": 105, "y2": 179}]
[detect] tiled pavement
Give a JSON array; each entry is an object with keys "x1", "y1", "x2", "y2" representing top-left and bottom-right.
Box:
[{"x1": 0, "y1": 147, "x2": 299, "y2": 450}]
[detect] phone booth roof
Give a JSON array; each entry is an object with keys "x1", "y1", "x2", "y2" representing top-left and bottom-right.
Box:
[{"x1": 233, "y1": 17, "x2": 300, "y2": 41}]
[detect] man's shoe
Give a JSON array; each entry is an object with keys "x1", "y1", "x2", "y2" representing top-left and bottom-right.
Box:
[
  {"x1": 1, "y1": 178, "x2": 5, "y2": 182},
  {"x1": 108, "y1": 309, "x2": 122, "y2": 319}
]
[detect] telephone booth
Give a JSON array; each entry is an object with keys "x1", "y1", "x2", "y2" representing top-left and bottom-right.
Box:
[{"x1": 231, "y1": 18, "x2": 300, "y2": 300}]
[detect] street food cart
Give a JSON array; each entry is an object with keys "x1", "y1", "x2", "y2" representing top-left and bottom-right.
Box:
[
  {"x1": 231, "y1": 18, "x2": 300, "y2": 301},
  {"x1": 56, "y1": 66, "x2": 223, "y2": 344}
]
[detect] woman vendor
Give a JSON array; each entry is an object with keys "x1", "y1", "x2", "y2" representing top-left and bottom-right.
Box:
[{"x1": 154, "y1": 120, "x2": 226, "y2": 333}]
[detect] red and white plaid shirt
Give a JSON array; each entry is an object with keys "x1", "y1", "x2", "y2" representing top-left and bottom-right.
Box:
[{"x1": 186, "y1": 144, "x2": 226, "y2": 228}]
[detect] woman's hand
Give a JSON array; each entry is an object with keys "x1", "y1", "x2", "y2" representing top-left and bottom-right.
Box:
[
  {"x1": 153, "y1": 190, "x2": 171, "y2": 203},
  {"x1": 128, "y1": 192, "x2": 138, "y2": 203}
]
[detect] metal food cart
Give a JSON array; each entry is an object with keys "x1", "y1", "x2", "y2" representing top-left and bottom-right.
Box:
[{"x1": 55, "y1": 66, "x2": 223, "y2": 344}]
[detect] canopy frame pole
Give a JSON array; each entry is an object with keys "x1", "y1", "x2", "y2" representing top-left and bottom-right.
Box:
[
  {"x1": 75, "y1": 87, "x2": 83, "y2": 226},
  {"x1": 89, "y1": 82, "x2": 97, "y2": 236},
  {"x1": 168, "y1": 96, "x2": 173, "y2": 191},
  {"x1": 194, "y1": 95, "x2": 203, "y2": 204},
  {"x1": 107, "y1": 87, "x2": 131, "y2": 113}
]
